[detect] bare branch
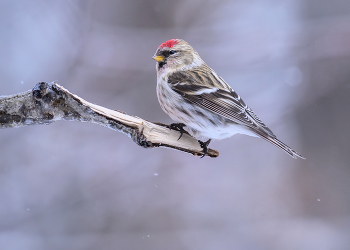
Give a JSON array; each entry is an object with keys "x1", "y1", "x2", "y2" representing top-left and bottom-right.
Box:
[{"x1": 0, "y1": 82, "x2": 219, "y2": 158}]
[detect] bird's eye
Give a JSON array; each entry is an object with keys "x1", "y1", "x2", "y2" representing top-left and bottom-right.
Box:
[{"x1": 169, "y1": 50, "x2": 176, "y2": 55}]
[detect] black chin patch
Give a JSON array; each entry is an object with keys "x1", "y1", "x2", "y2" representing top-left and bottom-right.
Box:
[{"x1": 159, "y1": 61, "x2": 166, "y2": 68}]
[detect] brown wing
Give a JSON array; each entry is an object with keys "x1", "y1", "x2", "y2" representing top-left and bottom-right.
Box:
[{"x1": 168, "y1": 70, "x2": 276, "y2": 138}]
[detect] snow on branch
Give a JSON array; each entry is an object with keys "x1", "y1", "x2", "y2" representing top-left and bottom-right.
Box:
[{"x1": 0, "y1": 82, "x2": 219, "y2": 158}]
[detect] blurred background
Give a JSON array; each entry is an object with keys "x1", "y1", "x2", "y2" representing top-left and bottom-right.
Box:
[{"x1": 1, "y1": 0, "x2": 350, "y2": 249}]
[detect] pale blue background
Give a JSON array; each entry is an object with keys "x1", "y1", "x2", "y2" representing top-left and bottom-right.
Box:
[{"x1": 0, "y1": 0, "x2": 349, "y2": 249}]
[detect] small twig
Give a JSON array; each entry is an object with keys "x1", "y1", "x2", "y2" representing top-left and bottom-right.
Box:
[{"x1": 0, "y1": 82, "x2": 219, "y2": 158}]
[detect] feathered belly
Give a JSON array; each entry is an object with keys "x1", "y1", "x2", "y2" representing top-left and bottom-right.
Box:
[{"x1": 157, "y1": 81, "x2": 256, "y2": 140}]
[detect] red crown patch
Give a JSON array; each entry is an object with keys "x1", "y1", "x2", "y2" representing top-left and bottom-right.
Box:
[{"x1": 159, "y1": 39, "x2": 179, "y2": 48}]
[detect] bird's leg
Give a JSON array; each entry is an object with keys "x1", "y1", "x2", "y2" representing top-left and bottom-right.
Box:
[
  {"x1": 169, "y1": 123, "x2": 187, "y2": 140},
  {"x1": 198, "y1": 139, "x2": 212, "y2": 158}
]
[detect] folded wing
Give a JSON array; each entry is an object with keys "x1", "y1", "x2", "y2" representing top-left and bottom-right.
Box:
[{"x1": 168, "y1": 70, "x2": 276, "y2": 138}]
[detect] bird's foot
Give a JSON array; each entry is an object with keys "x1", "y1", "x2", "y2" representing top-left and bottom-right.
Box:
[
  {"x1": 169, "y1": 123, "x2": 187, "y2": 140},
  {"x1": 198, "y1": 139, "x2": 212, "y2": 158}
]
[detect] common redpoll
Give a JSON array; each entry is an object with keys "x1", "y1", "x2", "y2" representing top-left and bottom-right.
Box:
[{"x1": 153, "y1": 39, "x2": 304, "y2": 159}]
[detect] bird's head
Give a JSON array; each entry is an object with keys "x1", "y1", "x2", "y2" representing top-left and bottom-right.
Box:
[{"x1": 153, "y1": 39, "x2": 203, "y2": 73}]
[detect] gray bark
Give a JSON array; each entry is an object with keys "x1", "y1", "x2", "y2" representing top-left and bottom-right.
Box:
[{"x1": 0, "y1": 82, "x2": 219, "y2": 158}]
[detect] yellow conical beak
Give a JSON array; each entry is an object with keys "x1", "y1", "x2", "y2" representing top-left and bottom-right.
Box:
[{"x1": 152, "y1": 55, "x2": 164, "y2": 62}]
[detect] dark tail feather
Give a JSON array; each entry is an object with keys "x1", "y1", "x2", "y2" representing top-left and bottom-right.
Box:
[{"x1": 258, "y1": 133, "x2": 305, "y2": 159}]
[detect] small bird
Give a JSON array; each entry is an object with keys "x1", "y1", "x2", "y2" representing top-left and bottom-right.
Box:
[{"x1": 153, "y1": 39, "x2": 304, "y2": 159}]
